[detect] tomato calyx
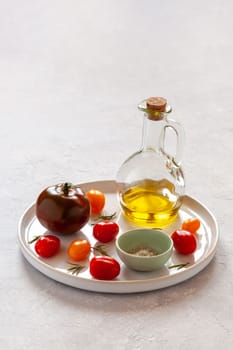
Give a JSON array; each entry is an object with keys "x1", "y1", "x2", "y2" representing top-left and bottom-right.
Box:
[
  {"x1": 96, "y1": 212, "x2": 117, "y2": 221},
  {"x1": 28, "y1": 235, "x2": 42, "y2": 244},
  {"x1": 91, "y1": 212, "x2": 117, "y2": 226},
  {"x1": 55, "y1": 182, "x2": 77, "y2": 196},
  {"x1": 62, "y1": 182, "x2": 73, "y2": 196}
]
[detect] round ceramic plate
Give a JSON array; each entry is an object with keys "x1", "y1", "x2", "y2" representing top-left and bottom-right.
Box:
[{"x1": 18, "y1": 180, "x2": 219, "y2": 294}]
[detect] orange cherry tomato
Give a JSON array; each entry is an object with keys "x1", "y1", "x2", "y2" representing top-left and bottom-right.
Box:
[
  {"x1": 181, "y1": 218, "x2": 201, "y2": 234},
  {"x1": 67, "y1": 239, "x2": 91, "y2": 261},
  {"x1": 86, "y1": 189, "x2": 105, "y2": 215}
]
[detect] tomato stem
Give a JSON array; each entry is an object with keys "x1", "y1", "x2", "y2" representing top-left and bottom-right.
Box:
[
  {"x1": 63, "y1": 182, "x2": 71, "y2": 195},
  {"x1": 28, "y1": 235, "x2": 41, "y2": 244},
  {"x1": 91, "y1": 212, "x2": 117, "y2": 225}
]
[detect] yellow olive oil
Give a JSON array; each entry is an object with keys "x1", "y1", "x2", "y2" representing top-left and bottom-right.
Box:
[{"x1": 120, "y1": 179, "x2": 181, "y2": 227}]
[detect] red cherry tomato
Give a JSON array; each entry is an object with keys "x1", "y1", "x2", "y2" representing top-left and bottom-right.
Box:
[
  {"x1": 93, "y1": 220, "x2": 119, "y2": 243},
  {"x1": 67, "y1": 239, "x2": 91, "y2": 261},
  {"x1": 90, "y1": 256, "x2": 120, "y2": 280},
  {"x1": 36, "y1": 182, "x2": 90, "y2": 235},
  {"x1": 34, "y1": 235, "x2": 60, "y2": 258},
  {"x1": 86, "y1": 189, "x2": 105, "y2": 215},
  {"x1": 171, "y1": 230, "x2": 197, "y2": 255},
  {"x1": 181, "y1": 218, "x2": 201, "y2": 234}
]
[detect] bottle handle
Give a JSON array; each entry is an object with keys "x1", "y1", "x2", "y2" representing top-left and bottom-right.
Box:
[{"x1": 160, "y1": 119, "x2": 185, "y2": 166}]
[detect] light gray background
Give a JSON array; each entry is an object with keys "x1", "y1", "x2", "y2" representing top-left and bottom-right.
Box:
[{"x1": 1, "y1": 1, "x2": 232, "y2": 349}]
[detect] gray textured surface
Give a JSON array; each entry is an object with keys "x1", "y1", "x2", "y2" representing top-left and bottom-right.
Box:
[{"x1": 1, "y1": 0, "x2": 232, "y2": 349}]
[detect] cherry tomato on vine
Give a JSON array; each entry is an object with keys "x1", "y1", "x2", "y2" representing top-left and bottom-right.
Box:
[
  {"x1": 181, "y1": 218, "x2": 201, "y2": 234},
  {"x1": 89, "y1": 256, "x2": 120, "y2": 280},
  {"x1": 67, "y1": 239, "x2": 91, "y2": 261},
  {"x1": 86, "y1": 189, "x2": 105, "y2": 215},
  {"x1": 36, "y1": 182, "x2": 90, "y2": 235},
  {"x1": 93, "y1": 220, "x2": 119, "y2": 243},
  {"x1": 171, "y1": 230, "x2": 197, "y2": 255},
  {"x1": 34, "y1": 235, "x2": 60, "y2": 258}
]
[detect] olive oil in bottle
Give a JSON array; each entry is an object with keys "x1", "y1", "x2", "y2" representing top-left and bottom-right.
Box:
[
  {"x1": 119, "y1": 179, "x2": 182, "y2": 227},
  {"x1": 117, "y1": 97, "x2": 185, "y2": 228}
]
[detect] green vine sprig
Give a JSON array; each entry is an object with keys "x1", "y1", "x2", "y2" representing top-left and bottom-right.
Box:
[
  {"x1": 67, "y1": 262, "x2": 85, "y2": 275},
  {"x1": 168, "y1": 263, "x2": 190, "y2": 270},
  {"x1": 92, "y1": 244, "x2": 110, "y2": 256}
]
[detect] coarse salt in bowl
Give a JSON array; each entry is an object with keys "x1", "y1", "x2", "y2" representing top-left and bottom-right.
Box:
[{"x1": 116, "y1": 229, "x2": 173, "y2": 272}]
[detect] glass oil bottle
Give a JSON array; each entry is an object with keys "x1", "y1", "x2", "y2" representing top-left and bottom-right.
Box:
[{"x1": 116, "y1": 97, "x2": 185, "y2": 228}]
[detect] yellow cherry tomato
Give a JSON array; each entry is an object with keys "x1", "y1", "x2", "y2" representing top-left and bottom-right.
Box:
[
  {"x1": 67, "y1": 239, "x2": 91, "y2": 261},
  {"x1": 181, "y1": 218, "x2": 201, "y2": 234},
  {"x1": 86, "y1": 189, "x2": 105, "y2": 215}
]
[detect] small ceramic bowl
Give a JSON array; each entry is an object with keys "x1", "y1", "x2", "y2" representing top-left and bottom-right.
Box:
[{"x1": 115, "y1": 229, "x2": 173, "y2": 272}]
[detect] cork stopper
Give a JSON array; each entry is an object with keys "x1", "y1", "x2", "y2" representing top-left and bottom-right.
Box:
[
  {"x1": 146, "y1": 97, "x2": 167, "y2": 112},
  {"x1": 145, "y1": 97, "x2": 167, "y2": 120}
]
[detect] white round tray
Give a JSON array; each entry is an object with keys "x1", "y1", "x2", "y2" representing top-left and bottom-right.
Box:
[{"x1": 18, "y1": 180, "x2": 219, "y2": 294}]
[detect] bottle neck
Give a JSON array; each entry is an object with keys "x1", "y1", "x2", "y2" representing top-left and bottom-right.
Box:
[{"x1": 141, "y1": 113, "x2": 165, "y2": 151}]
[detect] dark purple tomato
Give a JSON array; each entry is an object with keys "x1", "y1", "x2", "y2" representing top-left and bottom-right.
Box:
[{"x1": 36, "y1": 182, "x2": 90, "y2": 234}]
